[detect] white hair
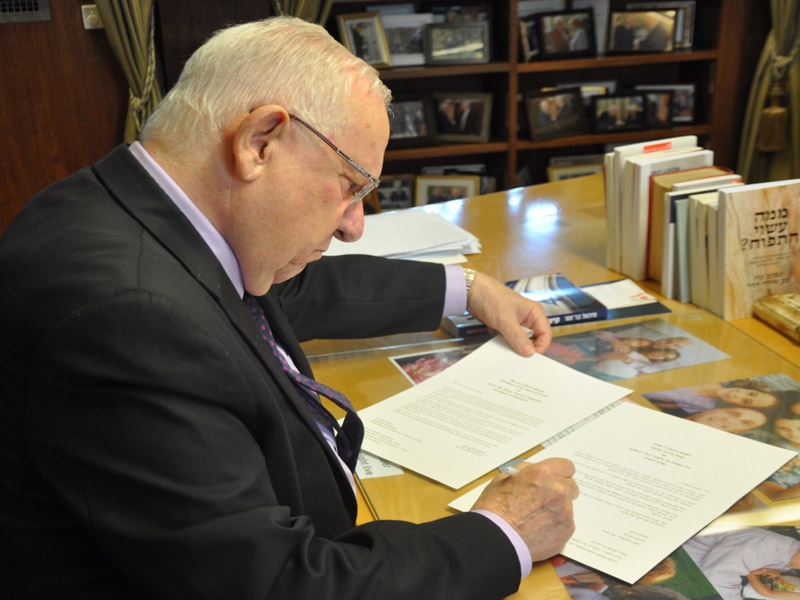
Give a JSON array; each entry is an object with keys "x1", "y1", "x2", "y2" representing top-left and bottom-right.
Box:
[{"x1": 141, "y1": 16, "x2": 392, "y2": 150}]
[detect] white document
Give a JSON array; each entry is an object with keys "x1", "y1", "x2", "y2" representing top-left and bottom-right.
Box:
[
  {"x1": 359, "y1": 336, "x2": 632, "y2": 490},
  {"x1": 325, "y1": 209, "x2": 480, "y2": 259},
  {"x1": 450, "y1": 402, "x2": 795, "y2": 584}
]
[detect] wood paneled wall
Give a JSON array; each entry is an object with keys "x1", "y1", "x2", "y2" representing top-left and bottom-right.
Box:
[{"x1": 0, "y1": 0, "x2": 127, "y2": 234}]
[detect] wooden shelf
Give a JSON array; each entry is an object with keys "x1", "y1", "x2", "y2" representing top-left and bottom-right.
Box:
[
  {"x1": 379, "y1": 63, "x2": 511, "y2": 80},
  {"x1": 516, "y1": 125, "x2": 712, "y2": 151},
  {"x1": 516, "y1": 48, "x2": 719, "y2": 73}
]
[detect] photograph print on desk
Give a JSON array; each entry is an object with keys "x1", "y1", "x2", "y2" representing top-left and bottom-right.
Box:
[
  {"x1": 545, "y1": 319, "x2": 729, "y2": 383},
  {"x1": 552, "y1": 549, "x2": 720, "y2": 600},
  {"x1": 644, "y1": 372, "x2": 800, "y2": 502}
]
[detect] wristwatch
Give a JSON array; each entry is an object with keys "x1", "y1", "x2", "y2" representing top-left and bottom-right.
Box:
[{"x1": 463, "y1": 267, "x2": 476, "y2": 297}]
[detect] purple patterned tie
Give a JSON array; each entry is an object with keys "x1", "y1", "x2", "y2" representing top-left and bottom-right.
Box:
[{"x1": 244, "y1": 294, "x2": 363, "y2": 471}]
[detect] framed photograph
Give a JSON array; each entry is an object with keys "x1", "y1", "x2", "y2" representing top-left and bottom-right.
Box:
[
  {"x1": 572, "y1": 0, "x2": 611, "y2": 56},
  {"x1": 388, "y1": 95, "x2": 437, "y2": 149},
  {"x1": 376, "y1": 174, "x2": 416, "y2": 211},
  {"x1": 415, "y1": 175, "x2": 482, "y2": 205},
  {"x1": 635, "y1": 83, "x2": 695, "y2": 123},
  {"x1": 519, "y1": 17, "x2": 540, "y2": 61},
  {"x1": 536, "y1": 10, "x2": 596, "y2": 59},
  {"x1": 625, "y1": 1, "x2": 695, "y2": 48},
  {"x1": 642, "y1": 90, "x2": 673, "y2": 128},
  {"x1": 547, "y1": 162, "x2": 604, "y2": 182},
  {"x1": 423, "y1": 21, "x2": 490, "y2": 65},
  {"x1": 337, "y1": 12, "x2": 392, "y2": 68},
  {"x1": 420, "y1": 163, "x2": 496, "y2": 194},
  {"x1": 382, "y1": 13, "x2": 434, "y2": 67},
  {"x1": 606, "y1": 10, "x2": 676, "y2": 54},
  {"x1": 590, "y1": 93, "x2": 646, "y2": 132},
  {"x1": 432, "y1": 93, "x2": 493, "y2": 143},
  {"x1": 525, "y1": 88, "x2": 587, "y2": 141},
  {"x1": 425, "y1": 2, "x2": 490, "y2": 23}
]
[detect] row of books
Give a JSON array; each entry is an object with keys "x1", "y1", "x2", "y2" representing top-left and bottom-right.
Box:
[{"x1": 605, "y1": 135, "x2": 800, "y2": 320}]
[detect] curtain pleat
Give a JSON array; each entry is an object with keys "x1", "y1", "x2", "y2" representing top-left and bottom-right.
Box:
[
  {"x1": 96, "y1": 0, "x2": 163, "y2": 143},
  {"x1": 736, "y1": 0, "x2": 800, "y2": 183}
]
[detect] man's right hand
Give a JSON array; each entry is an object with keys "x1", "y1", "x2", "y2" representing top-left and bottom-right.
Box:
[{"x1": 471, "y1": 458, "x2": 578, "y2": 562}]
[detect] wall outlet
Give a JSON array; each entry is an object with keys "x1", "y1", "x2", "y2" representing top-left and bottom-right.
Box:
[{"x1": 81, "y1": 5, "x2": 103, "y2": 30}]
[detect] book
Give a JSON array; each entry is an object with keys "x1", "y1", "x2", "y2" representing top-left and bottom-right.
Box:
[
  {"x1": 660, "y1": 179, "x2": 743, "y2": 299},
  {"x1": 687, "y1": 191, "x2": 719, "y2": 311},
  {"x1": 500, "y1": 273, "x2": 669, "y2": 327},
  {"x1": 619, "y1": 147, "x2": 713, "y2": 280},
  {"x1": 673, "y1": 197, "x2": 691, "y2": 303},
  {"x1": 647, "y1": 166, "x2": 733, "y2": 283},
  {"x1": 717, "y1": 179, "x2": 800, "y2": 320},
  {"x1": 507, "y1": 272, "x2": 607, "y2": 325},
  {"x1": 605, "y1": 135, "x2": 699, "y2": 272},
  {"x1": 753, "y1": 293, "x2": 800, "y2": 343}
]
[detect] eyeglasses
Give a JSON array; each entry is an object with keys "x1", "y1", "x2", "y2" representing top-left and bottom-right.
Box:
[{"x1": 289, "y1": 114, "x2": 379, "y2": 204}]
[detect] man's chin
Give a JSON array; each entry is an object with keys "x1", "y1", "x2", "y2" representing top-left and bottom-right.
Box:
[{"x1": 273, "y1": 254, "x2": 322, "y2": 283}]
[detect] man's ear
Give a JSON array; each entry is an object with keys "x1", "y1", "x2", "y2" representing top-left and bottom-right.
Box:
[{"x1": 231, "y1": 105, "x2": 289, "y2": 183}]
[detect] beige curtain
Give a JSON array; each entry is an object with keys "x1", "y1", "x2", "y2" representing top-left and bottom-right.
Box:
[
  {"x1": 271, "y1": 0, "x2": 333, "y2": 24},
  {"x1": 96, "y1": 0, "x2": 162, "y2": 143},
  {"x1": 736, "y1": 0, "x2": 800, "y2": 183}
]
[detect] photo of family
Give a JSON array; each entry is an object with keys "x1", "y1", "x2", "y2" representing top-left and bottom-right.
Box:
[
  {"x1": 682, "y1": 526, "x2": 800, "y2": 600},
  {"x1": 544, "y1": 320, "x2": 729, "y2": 382},
  {"x1": 552, "y1": 524, "x2": 800, "y2": 600},
  {"x1": 552, "y1": 549, "x2": 719, "y2": 600},
  {"x1": 644, "y1": 373, "x2": 800, "y2": 501}
]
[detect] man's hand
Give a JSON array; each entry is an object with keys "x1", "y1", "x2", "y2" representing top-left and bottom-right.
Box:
[
  {"x1": 466, "y1": 271, "x2": 552, "y2": 356},
  {"x1": 472, "y1": 459, "x2": 578, "y2": 563}
]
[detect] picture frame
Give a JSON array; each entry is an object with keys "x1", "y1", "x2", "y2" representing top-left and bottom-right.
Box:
[
  {"x1": 606, "y1": 10, "x2": 676, "y2": 54},
  {"x1": 423, "y1": 21, "x2": 490, "y2": 65},
  {"x1": 642, "y1": 90, "x2": 673, "y2": 128},
  {"x1": 388, "y1": 95, "x2": 437, "y2": 149},
  {"x1": 519, "y1": 17, "x2": 540, "y2": 61},
  {"x1": 382, "y1": 13, "x2": 434, "y2": 67},
  {"x1": 376, "y1": 174, "x2": 416, "y2": 211},
  {"x1": 432, "y1": 92, "x2": 493, "y2": 143},
  {"x1": 547, "y1": 162, "x2": 604, "y2": 182},
  {"x1": 590, "y1": 93, "x2": 646, "y2": 133},
  {"x1": 425, "y1": 2, "x2": 490, "y2": 23},
  {"x1": 635, "y1": 83, "x2": 695, "y2": 123},
  {"x1": 415, "y1": 175, "x2": 482, "y2": 205},
  {"x1": 524, "y1": 88, "x2": 587, "y2": 141},
  {"x1": 625, "y1": 1, "x2": 695, "y2": 49},
  {"x1": 536, "y1": 10, "x2": 596, "y2": 59},
  {"x1": 337, "y1": 12, "x2": 392, "y2": 68}
]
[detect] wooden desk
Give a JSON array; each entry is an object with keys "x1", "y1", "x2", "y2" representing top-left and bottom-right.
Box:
[{"x1": 303, "y1": 174, "x2": 800, "y2": 599}]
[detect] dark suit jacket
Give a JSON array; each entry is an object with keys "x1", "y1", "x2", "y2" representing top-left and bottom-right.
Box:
[{"x1": 0, "y1": 146, "x2": 520, "y2": 599}]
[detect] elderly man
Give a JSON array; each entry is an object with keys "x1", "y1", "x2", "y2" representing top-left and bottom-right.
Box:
[{"x1": 0, "y1": 16, "x2": 577, "y2": 599}]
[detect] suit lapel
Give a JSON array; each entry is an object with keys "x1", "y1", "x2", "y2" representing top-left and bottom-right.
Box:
[{"x1": 92, "y1": 146, "x2": 356, "y2": 513}]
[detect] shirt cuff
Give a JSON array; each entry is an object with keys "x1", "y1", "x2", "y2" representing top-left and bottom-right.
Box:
[
  {"x1": 472, "y1": 509, "x2": 533, "y2": 581},
  {"x1": 442, "y1": 265, "x2": 468, "y2": 318}
]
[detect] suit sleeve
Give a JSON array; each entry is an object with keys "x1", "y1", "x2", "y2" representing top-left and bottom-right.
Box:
[
  {"x1": 274, "y1": 255, "x2": 447, "y2": 341},
  {"x1": 25, "y1": 289, "x2": 521, "y2": 600}
]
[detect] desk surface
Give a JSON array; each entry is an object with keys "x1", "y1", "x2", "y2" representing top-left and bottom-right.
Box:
[{"x1": 304, "y1": 174, "x2": 800, "y2": 599}]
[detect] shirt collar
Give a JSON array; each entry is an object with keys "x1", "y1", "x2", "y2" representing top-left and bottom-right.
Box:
[{"x1": 128, "y1": 141, "x2": 246, "y2": 298}]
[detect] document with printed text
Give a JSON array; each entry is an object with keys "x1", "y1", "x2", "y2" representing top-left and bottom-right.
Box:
[
  {"x1": 358, "y1": 336, "x2": 632, "y2": 490},
  {"x1": 450, "y1": 401, "x2": 795, "y2": 584}
]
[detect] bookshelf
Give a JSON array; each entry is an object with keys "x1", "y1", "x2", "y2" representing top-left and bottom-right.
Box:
[{"x1": 325, "y1": 0, "x2": 767, "y2": 188}]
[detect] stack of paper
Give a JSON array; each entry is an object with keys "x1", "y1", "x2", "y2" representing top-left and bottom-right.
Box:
[{"x1": 325, "y1": 210, "x2": 481, "y2": 263}]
